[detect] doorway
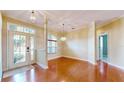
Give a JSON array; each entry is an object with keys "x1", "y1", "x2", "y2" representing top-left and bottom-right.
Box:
[
  {"x1": 99, "y1": 33, "x2": 108, "y2": 62},
  {"x1": 8, "y1": 31, "x2": 35, "y2": 70}
]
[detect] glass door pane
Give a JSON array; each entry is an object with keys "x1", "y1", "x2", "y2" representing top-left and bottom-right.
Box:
[
  {"x1": 30, "y1": 36, "x2": 34, "y2": 61},
  {"x1": 13, "y1": 35, "x2": 26, "y2": 64},
  {"x1": 99, "y1": 34, "x2": 108, "y2": 61},
  {"x1": 102, "y1": 35, "x2": 108, "y2": 59}
]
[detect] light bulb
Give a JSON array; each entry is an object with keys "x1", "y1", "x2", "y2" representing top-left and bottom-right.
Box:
[
  {"x1": 60, "y1": 37, "x2": 66, "y2": 41},
  {"x1": 30, "y1": 15, "x2": 36, "y2": 21},
  {"x1": 30, "y1": 11, "x2": 36, "y2": 21}
]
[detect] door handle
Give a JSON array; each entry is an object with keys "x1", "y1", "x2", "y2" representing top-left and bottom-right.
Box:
[{"x1": 27, "y1": 47, "x2": 30, "y2": 52}]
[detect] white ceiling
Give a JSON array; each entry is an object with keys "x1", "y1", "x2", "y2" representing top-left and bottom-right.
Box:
[{"x1": 2, "y1": 10, "x2": 124, "y2": 32}]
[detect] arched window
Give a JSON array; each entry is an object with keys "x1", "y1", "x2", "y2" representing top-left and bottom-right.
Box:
[{"x1": 47, "y1": 34, "x2": 57, "y2": 54}]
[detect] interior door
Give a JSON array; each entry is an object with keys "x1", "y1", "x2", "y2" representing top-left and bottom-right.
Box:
[
  {"x1": 8, "y1": 31, "x2": 31, "y2": 69},
  {"x1": 99, "y1": 34, "x2": 108, "y2": 62}
]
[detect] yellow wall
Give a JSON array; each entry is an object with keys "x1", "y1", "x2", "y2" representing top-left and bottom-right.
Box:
[
  {"x1": 62, "y1": 28, "x2": 88, "y2": 61},
  {"x1": 2, "y1": 14, "x2": 124, "y2": 70},
  {"x1": 97, "y1": 17, "x2": 124, "y2": 68},
  {"x1": 1, "y1": 15, "x2": 62, "y2": 70},
  {"x1": 87, "y1": 22, "x2": 96, "y2": 64}
]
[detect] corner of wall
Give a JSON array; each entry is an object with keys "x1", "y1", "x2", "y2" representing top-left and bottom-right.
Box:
[{"x1": 0, "y1": 12, "x2": 3, "y2": 81}]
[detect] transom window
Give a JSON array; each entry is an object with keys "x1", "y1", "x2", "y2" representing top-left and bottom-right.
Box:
[
  {"x1": 48, "y1": 34, "x2": 57, "y2": 54},
  {"x1": 7, "y1": 23, "x2": 35, "y2": 34}
]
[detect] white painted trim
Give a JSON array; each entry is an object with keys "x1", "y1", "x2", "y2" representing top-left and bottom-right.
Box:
[
  {"x1": 49, "y1": 55, "x2": 120, "y2": 67},
  {"x1": 61, "y1": 56, "x2": 97, "y2": 64},
  {"x1": 62, "y1": 56, "x2": 88, "y2": 61},
  {"x1": 87, "y1": 60, "x2": 96, "y2": 65},
  {"x1": 98, "y1": 32, "x2": 110, "y2": 63},
  {"x1": 63, "y1": 56, "x2": 97, "y2": 65},
  {"x1": 48, "y1": 56, "x2": 61, "y2": 61},
  {"x1": 102, "y1": 61, "x2": 124, "y2": 70},
  {"x1": 97, "y1": 15, "x2": 124, "y2": 29},
  {"x1": 48, "y1": 55, "x2": 96, "y2": 65},
  {"x1": 38, "y1": 63, "x2": 48, "y2": 69}
]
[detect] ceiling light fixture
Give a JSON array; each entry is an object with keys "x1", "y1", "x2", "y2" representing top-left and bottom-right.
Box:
[
  {"x1": 30, "y1": 10, "x2": 36, "y2": 21},
  {"x1": 60, "y1": 24, "x2": 66, "y2": 41}
]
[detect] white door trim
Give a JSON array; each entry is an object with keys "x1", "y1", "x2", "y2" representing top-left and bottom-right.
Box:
[
  {"x1": 98, "y1": 32, "x2": 110, "y2": 63},
  {"x1": 8, "y1": 31, "x2": 35, "y2": 70}
]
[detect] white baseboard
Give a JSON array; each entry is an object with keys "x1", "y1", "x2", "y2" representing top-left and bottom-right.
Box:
[
  {"x1": 62, "y1": 56, "x2": 124, "y2": 70},
  {"x1": 110, "y1": 63, "x2": 124, "y2": 70},
  {"x1": 38, "y1": 63, "x2": 48, "y2": 69},
  {"x1": 62, "y1": 55, "x2": 87, "y2": 61},
  {"x1": 41, "y1": 55, "x2": 124, "y2": 71},
  {"x1": 48, "y1": 55, "x2": 96, "y2": 65},
  {"x1": 87, "y1": 59, "x2": 96, "y2": 65},
  {"x1": 48, "y1": 56, "x2": 62, "y2": 61},
  {"x1": 63, "y1": 56, "x2": 97, "y2": 65},
  {"x1": 102, "y1": 61, "x2": 124, "y2": 70}
]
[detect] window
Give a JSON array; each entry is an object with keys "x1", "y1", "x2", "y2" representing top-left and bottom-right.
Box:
[
  {"x1": 48, "y1": 34, "x2": 57, "y2": 54},
  {"x1": 7, "y1": 23, "x2": 35, "y2": 34}
]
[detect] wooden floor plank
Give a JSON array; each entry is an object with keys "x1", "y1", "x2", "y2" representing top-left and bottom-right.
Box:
[{"x1": 2, "y1": 57, "x2": 124, "y2": 82}]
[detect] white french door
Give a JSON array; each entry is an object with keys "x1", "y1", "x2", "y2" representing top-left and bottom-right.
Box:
[{"x1": 8, "y1": 31, "x2": 35, "y2": 69}]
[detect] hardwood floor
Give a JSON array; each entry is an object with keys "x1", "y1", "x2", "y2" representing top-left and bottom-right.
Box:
[{"x1": 2, "y1": 57, "x2": 124, "y2": 82}]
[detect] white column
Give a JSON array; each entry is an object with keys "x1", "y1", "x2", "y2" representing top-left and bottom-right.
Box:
[
  {"x1": 88, "y1": 22, "x2": 96, "y2": 64},
  {"x1": 43, "y1": 16, "x2": 48, "y2": 68},
  {"x1": 0, "y1": 12, "x2": 2, "y2": 80},
  {"x1": 37, "y1": 15, "x2": 48, "y2": 69}
]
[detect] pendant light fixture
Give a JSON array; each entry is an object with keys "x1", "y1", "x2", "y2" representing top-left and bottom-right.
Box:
[
  {"x1": 60, "y1": 24, "x2": 66, "y2": 41},
  {"x1": 30, "y1": 10, "x2": 36, "y2": 21}
]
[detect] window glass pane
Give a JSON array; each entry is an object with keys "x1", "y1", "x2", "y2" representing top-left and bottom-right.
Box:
[
  {"x1": 51, "y1": 35, "x2": 57, "y2": 40},
  {"x1": 48, "y1": 34, "x2": 51, "y2": 40},
  {"x1": 51, "y1": 47, "x2": 55, "y2": 53},
  {"x1": 23, "y1": 27, "x2": 28, "y2": 33},
  {"x1": 28, "y1": 29, "x2": 31, "y2": 33},
  {"x1": 47, "y1": 34, "x2": 57, "y2": 54},
  {"x1": 26, "y1": 28, "x2": 28, "y2": 33},
  {"x1": 48, "y1": 41, "x2": 50, "y2": 47},
  {"x1": 17, "y1": 26, "x2": 23, "y2": 32},
  {"x1": 48, "y1": 47, "x2": 52, "y2": 53},
  {"x1": 30, "y1": 29, "x2": 35, "y2": 34},
  {"x1": 48, "y1": 34, "x2": 57, "y2": 40},
  {"x1": 8, "y1": 23, "x2": 35, "y2": 34},
  {"x1": 13, "y1": 35, "x2": 26, "y2": 64},
  {"x1": 48, "y1": 47, "x2": 56, "y2": 54},
  {"x1": 48, "y1": 47, "x2": 50, "y2": 53},
  {"x1": 9, "y1": 24, "x2": 17, "y2": 31},
  {"x1": 48, "y1": 41, "x2": 53, "y2": 47},
  {"x1": 49, "y1": 41, "x2": 52, "y2": 47},
  {"x1": 52, "y1": 42, "x2": 56, "y2": 47}
]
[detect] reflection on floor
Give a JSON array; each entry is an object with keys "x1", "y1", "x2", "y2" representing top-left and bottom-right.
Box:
[
  {"x1": 2, "y1": 57, "x2": 124, "y2": 82},
  {"x1": 3, "y1": 65, "x2": 34, "y2": 78}
]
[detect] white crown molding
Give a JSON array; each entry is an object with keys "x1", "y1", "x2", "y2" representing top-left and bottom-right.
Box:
[{"x1": 96, "y1": 15, "x2": 124, "y2": 29}]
